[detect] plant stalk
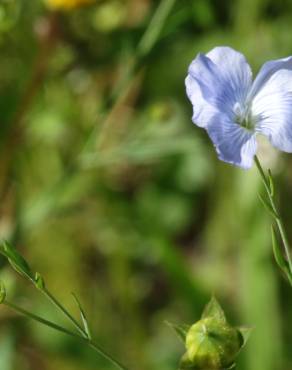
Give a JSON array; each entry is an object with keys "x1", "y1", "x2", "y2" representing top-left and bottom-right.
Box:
[
  {"x1": 254, "y1": 155, "x2": 292, "y2": 281},
  {"x1": 41, "y1": 287, "x2": 87, "y2": 338},
  {"x1": 4, "y1": 300, "x2": 130, "y2": 370}
]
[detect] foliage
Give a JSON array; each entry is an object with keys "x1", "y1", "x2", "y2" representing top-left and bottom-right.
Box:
[{"x1": 0, "y1": 1, "x2": 291, "y2": 370}]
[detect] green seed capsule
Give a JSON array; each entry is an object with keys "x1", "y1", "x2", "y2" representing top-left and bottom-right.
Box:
[
  {"x1": 174, "y1": 297, "x2": 250, "y2": 370},
  {"x1": 180, "y1": 317, "x2": 243, "y2": 370}
]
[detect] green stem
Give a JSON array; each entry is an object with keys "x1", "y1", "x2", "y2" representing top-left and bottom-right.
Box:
[
  {"x1": 41, "y1": 288, "x2": 130, "y2": 369},
  {"x1": 109, "y1": 0, "x2": 176, "y2": 104},
  {"x1": 41, "y1": 287, "x2": 87, "y2": 338},
  {"x1": 254, "y1": 155, "x2": 292, "y2": 278},
  {"x1": 4, "y1": 301, "x2": 79, "y2": 339},
  {"x1": 4, "y1": 300, "x2": 130, "y2": 370},
  {"x1": 137, "y1": 0, "x2": 177, "y2": 57},
  {"x1": 88, "y1": 341, "x2": 129, "y2": 370}
]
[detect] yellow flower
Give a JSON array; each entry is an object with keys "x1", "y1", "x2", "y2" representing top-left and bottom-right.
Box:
[{"x1": 45, "y1": 0, "x2": 94, "y2": 11}]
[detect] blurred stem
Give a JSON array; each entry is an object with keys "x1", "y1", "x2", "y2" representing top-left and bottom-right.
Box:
[
  {"x1": 254, "y1": 155, "x2": 292, "y2": 281},
  {"x1": 110, "y1": 0, "x2": 176, "y2": 103},
  {"x1": 20, "y1": 0, "x2": 177, "y2": 232},
  {"x1": 4, "y1": 13, "x2": 60, "y2": 244},
  {"x1": 4, "y1": 300, "x2": 130, "y2": 370},
  {"x1": 10, "y1": 13, "x2": 59, "y2": 135},
  {"x1": 137, "y1": 0, "x2": 176, "y2": 57}
]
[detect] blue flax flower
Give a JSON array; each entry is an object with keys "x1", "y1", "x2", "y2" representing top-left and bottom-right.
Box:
[{"x1": 185, "y1": 46, "x2": 292, "y2": 169}]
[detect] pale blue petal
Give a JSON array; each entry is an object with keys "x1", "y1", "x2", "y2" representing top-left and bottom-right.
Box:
[
  {"x1": 207, "y1": 115, "x2": 257, "y2": 169},
  {"x1": 186, "y1": 53, "x2": 233, "y2": 126},
  {"x1": 206, "y1": 47, "x2": 252, "y2": 103},
  {"x1": 185, "y1": 47, "x2": 256, "y2": 168},
  {"x1": 185, "y1": 74, "x2": 218, "y2": 128},
  {"x1": 249, "y1": 56, "x2": 292, "y2": 99},
  {"x1": 252, "y1": 69, "x2": 292, "y2": 152},
  {"x1": 185, "y1": 47, "x2": 252, "y2": 128}
]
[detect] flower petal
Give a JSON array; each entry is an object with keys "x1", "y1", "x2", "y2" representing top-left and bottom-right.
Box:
[
  {"x1": 185, "y1": 74, "x2": 218, "y2": 128},
  {"x1": 207, "y1": 114, "x2": 257, "y2": 169},
  {"x1": 252, "y1": 69, "x2": 292, "y2": 152},
  {"x1": 206, "y1": 47, "x2": 252, "y2": 103},
  {"x1": 185, "y1": 47, "x2": 252, "y2": 128},
  {"x1": 249, "y1": 56, "x2": 292, "y2": 99}
]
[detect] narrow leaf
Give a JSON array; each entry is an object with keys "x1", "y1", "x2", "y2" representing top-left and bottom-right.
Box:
[
  {"x1": 72, "y1": 293, "x2": 91, "y2": 339},
  {"x1": 0, "y1": 281, "x2": 6, "y2": 303},
  {"x1": 4, "y1": 300, "x2": 80, "y2": 339},
  {"x1": 201, "y1": 296, "x2": 226, "y2": 322},
  {"x1": 165, "y1": 321, "x2": 189, "y2": 343},
  {"x1": 268, "y1": 169, "x2": 274, "y2": 197},
  {"x1": 0, "y1": 242, "x2": 34, "y2": 280},
  {"x1": 258, "y1": 194, "x2": 279, "y2": 219},
  {"x1": 271, "y1": 226, "x2": 290, "y2": 274}
]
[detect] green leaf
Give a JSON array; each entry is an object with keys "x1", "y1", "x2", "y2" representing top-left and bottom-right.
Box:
[
  {"x1": 258, "y1": 194, "x2": 279, "y2": 219},
  {"x1": 0, "y1": 242, "x2": 34, "y2": 281},
  {"x1": 34, "y1": 272, "x2": 46, "y2": 290},
  {"x1": 268, "y1": 169, "x2": 274, "y2": 197},
  {"x1": 0, "y1": 281, "x2": 6, "y2": 304},
  {"x1": 237, "y1": 326, "x2": 253, "y2": 348},
  {"x1": 72, "y1": 293, "x2": 91, "y2": 339},
  {"x1": 271, "y1": 226, "x2": 290, "y2": 274},
  {"x1": 165, "y1": 321, "x2": 189, "y2": 343},
  {"x1": 201, "y1": 296, "x2": 226, "y2": 322}
]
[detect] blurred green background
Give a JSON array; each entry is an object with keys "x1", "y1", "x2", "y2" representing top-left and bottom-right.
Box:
[{"x1": 0, "y1": 0, "x2": 291, "y2": 369}]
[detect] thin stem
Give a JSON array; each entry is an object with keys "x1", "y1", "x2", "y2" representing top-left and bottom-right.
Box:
[
  {"x1": 254, "y1": 156, "x2": 268, "y2": 186},
  {"x1": 4, "y1": 300, "x2": 130, "y2": 370},
  {"x1": 114, "y1": 0, "x2": 176, "y2": 94},
  {"x1": 88, "y1": 341, "x2": 130, "y2": 370},
  {"x1": 254, "y1": 155, "x2": 292, "y2": 277},
  {"x1": 41, "y1": 287, "x2": 87, "y2": 338},
  {"x1": 137, "y1": 0, "x2": 177, "y2": 57},
  {"x1": 41, "y1": 289, "x2": 130, "y2": 369},
  {"x1": 4, "y1": 301, "x2": 79, "y2": 339}
]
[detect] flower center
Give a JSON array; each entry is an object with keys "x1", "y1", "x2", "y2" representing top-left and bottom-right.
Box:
[{"x1": 233, "y1": 102, "x2": 255, "y2": 131}]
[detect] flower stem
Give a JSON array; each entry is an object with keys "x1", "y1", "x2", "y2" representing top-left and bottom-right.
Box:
[{"x1": 254, "y1": 155, "x2": 292, "y2": 283}]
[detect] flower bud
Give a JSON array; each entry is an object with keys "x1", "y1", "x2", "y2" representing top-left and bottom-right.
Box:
[
  {"x1": 177, "y1": 297, "x2": 250, "y2": 370},
  {"x1": 181, "y1": 317, "x2": 242, "y2": 369}
]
